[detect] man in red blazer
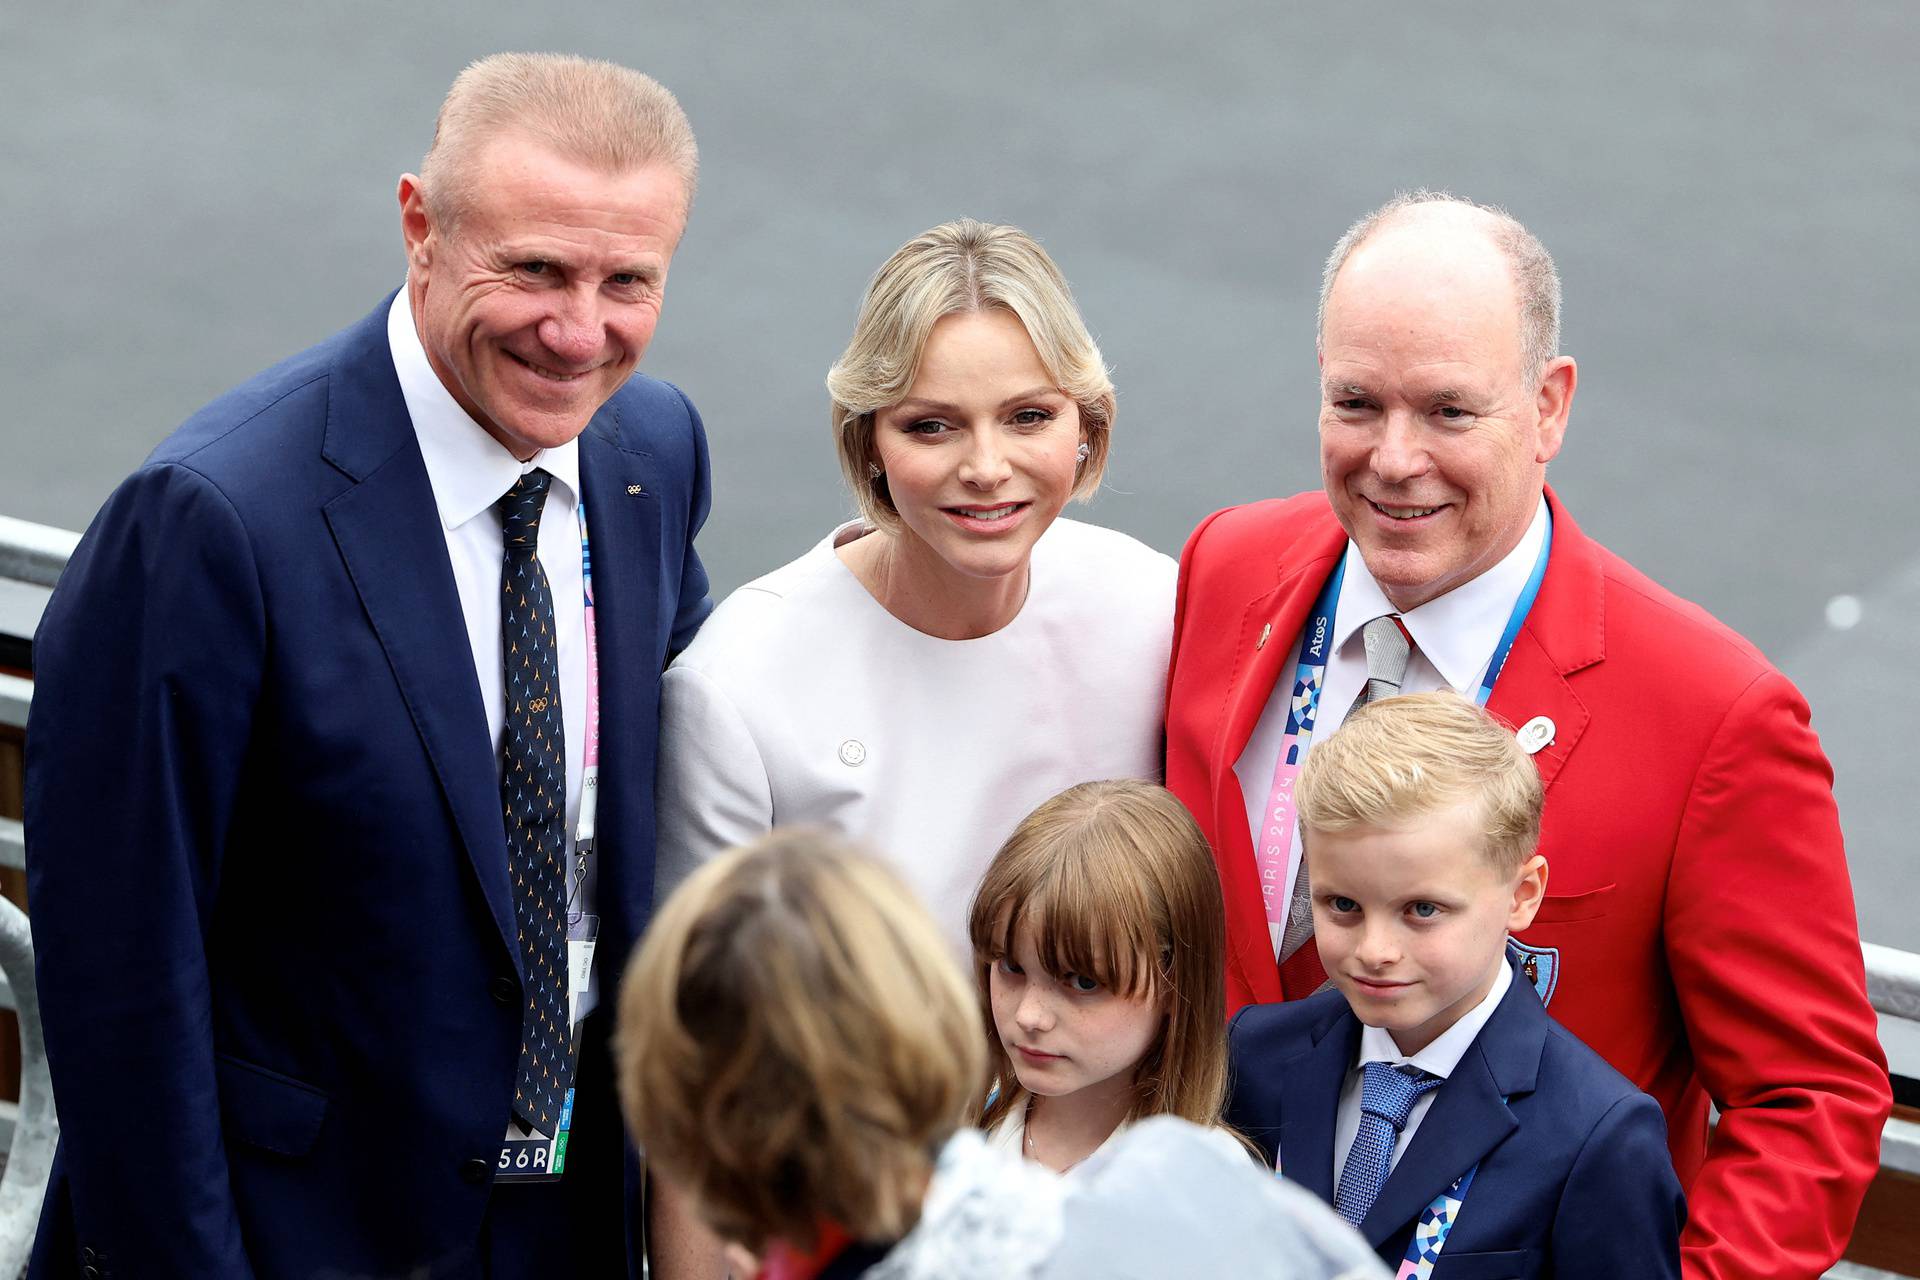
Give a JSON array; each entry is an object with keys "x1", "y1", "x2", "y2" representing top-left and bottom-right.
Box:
[{"x1": 1166, "y1": 192, "x2": 1889, "y2": 1280}]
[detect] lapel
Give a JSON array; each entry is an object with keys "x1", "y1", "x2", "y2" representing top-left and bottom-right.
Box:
[
  {"x1": 1276, "y1": 1005, "x2": 1362, "y2": 1205},
  {"x1": 577, "y1": 404, "x2": 663, "y2": 962},
  {"x1": 1358, "y1": 962, "x2": 1546, "y2": 1248},
  {"x1": 1483, "y1": 487, "x2": 1603, "y2": 790},
  {"x1": 319, "y1": 296, "x2": 516, "y2": 963}
]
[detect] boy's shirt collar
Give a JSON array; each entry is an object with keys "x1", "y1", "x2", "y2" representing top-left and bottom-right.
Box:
[{"x1": 1353, "y1": 956, "x2": 1514, "y2": 1081}]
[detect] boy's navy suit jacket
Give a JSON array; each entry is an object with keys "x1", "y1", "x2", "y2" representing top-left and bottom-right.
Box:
[{"x1": 1226, "y1": 961, "x2": 1685, "y2": 1279}]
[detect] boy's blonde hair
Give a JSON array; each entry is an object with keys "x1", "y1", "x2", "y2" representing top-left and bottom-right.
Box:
[
  {"x1": 1297, "y1": 691, "x2": 1544, "y2": 872},
  {"x1": 615, "y1": 829, "x2": 983, "y2": 1253},
  {"x1": 966, "y1": 780, "x2": 1229, "y2": 1135}
]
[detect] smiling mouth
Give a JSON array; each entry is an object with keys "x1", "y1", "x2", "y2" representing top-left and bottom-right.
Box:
[
  {"x1": 1347, "y1": 975, "x2": 1413, "y2": 994},
  {"x1": 945, "y1": 502, "x2": 1027, "y2": 522},
  {"x1": 1366, "y1": 498, "x2": 1445, "y2": 521},
  {"x1": 507, "y1": 351, "x2": 591, "y2": 383}
]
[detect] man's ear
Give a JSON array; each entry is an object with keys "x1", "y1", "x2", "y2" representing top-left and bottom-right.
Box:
[
  {"x1": 397, "y1": 174, "x2": 434, "y2": 273},
  {"x1": 1507, "y1": 853, "x2": 1549, "y2": 932},
  {"x1": 1533, "y1": 357, "x2": 1576, "y2": 464}
]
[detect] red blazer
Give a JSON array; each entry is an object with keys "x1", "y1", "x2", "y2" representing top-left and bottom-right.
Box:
[{"x1": 1166, "y1": 487, "x2": 1890, "y2": 1280}]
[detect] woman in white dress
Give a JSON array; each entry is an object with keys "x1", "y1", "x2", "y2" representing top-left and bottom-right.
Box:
[{"x1": 655, "y1": 219, "x2": 1176, "y2": 953}]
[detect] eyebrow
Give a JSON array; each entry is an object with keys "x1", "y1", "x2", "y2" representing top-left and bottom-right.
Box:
[
  {"x1": 892, "y1": 386, "x2": 1062, "y2": 414},
  {"x1": 1323, "y1": 381, "x2": 1466, "y2": 403},
  {"x1": 500, "y1": 247, "x2": 662, "y2": 283}
]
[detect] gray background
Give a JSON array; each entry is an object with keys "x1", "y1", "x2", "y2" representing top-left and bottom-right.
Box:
[{"x1": 3, "y1": 2, "x2": 1915, "y2": 946}]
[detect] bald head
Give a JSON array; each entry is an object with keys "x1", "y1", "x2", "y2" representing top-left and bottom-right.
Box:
[
  {"x1": 1313, "y1": 191, "x2": 1577, "y2": 612},
  {"x1": 1317, "y1": 192, "x2": 1561, "y2": 382}
]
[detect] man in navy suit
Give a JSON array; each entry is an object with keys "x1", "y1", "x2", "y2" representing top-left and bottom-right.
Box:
[
  {"x1": 24, "y1": 53, "x2": 712, "y2": 1278},
  {"x1": 1225, "y1": 693, "x2": 1683, "y2": 1279}
]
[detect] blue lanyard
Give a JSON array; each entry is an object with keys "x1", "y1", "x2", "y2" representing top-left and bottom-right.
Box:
[{"x1": 1293, "y1": 507, "x2": 1551, "y2": 727}]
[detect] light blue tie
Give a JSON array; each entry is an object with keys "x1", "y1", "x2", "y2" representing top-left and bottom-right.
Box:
[{"x1": 1333, "y1": 1061, "x2": 1443, "y2": 1227}]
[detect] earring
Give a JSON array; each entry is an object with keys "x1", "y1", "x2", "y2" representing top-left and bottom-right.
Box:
[
  {"x1": 868, "y1": 462, "x2": 882, "y2": 479},
  {"x1": 1076, "y1": 442, "x2": 1090, "y2": 463}
]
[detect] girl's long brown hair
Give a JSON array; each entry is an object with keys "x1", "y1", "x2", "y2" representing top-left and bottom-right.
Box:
[{"x1": 967, "y1": 780, "x2": 1231, "y2": 1136}]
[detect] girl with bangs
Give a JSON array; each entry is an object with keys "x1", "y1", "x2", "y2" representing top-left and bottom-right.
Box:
[{"x1": 967, "y1": 779, "x2": 1250, "y2": 1172}]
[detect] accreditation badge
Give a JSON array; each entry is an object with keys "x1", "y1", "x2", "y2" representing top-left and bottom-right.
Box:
[{"x1": 495, "y1": 912, "x2": 600, "y2": 1183}]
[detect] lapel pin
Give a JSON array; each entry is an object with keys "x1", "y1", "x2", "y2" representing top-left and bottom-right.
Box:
[
  {"x1": 1516, "y1": 716, "x2": 1556, "y2": 755},
  {"x1": 626, "y1": 483, "x2": 644, "y2": 495},
  {"x1": 1256, "y1": 622, "x2": 1272, "y2": 651}
]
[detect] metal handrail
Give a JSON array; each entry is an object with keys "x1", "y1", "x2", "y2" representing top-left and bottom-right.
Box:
[{"x1": 0, "y1": 516, "x2": 76, "y2": 592}]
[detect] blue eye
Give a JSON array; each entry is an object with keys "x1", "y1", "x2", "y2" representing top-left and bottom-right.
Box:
[
  {"x1": 903, "y1": 419, "x2": 947, "y2": 435},
  {"x1": 995, "y1": 956, "x2": 1022, "y2": 976},
  {"x1": 1067, "y1": 974, "x2": 1101, "y2": 993},
  {"x1": 1329, "y1": 896, "x2": 1359, "y2": 914},
  {"x1": 1410, "y1": 902, "x2": 1440, "y2": 919}
]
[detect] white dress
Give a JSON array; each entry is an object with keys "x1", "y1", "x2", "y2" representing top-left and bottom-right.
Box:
[
  {"x1": 655, "y1": 517, "x2": 1176, "y2": 951},
  {"x1": 864, "y1": 1122, "x2": 1387, "y2": 1280},
  {"x1": 984, "y1": 1095, "x2": 1254, "y2": 1172}
]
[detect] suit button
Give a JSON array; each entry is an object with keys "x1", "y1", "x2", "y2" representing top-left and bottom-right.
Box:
[
  {"x1": 81, "y1": 1248, "x2": 96, "y2": 1264},
  {"x1": 82, "y1": 1268, "x2": 100, "y2": 1280},
  {"x1": 491, "y1": 976, "x2": 518, "y2": 1006},
  {"x1": 462, "y1": 1157, "x2": 492, "y2": 1185}
]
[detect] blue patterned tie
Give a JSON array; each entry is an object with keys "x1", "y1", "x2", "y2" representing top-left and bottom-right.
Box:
[
  {"x1": 1333, "y1": 1062, "x2": 1443, "y2": 1227},
  {"x1": 498, "y1": 470, "x2": 571, "y2": 1134}
]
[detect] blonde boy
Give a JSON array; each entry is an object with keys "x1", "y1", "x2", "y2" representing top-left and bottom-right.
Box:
[{"x1": 1224, "y1": 692, "x2": 1683, "y2": 1279}]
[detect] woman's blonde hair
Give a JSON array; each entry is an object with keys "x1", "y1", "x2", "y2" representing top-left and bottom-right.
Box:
[
  {"x1": 825, "y1": 219, "x2": 1116, "y2": 530},
  {"x1": 616, "y1": 829, "x2": 983, "y2": 1253},
  {"x1": 966, "y1": 780, "x2": 1229, "y2": 1136},
  {"x1": 1297, "y1": 691, "x2": 1544, "y2": 872}
]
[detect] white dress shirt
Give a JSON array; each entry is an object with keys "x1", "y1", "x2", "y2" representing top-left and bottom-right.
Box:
[
  {"x1": 387, "y1": 290, "x2": 601, "y2": 1018},
  {"x1": 1233, "y1": 498, "x2": 1549, "y2": 948},
  {"x1": 1329, "y1": 958, "x2": 1513, "y2": 1185}
]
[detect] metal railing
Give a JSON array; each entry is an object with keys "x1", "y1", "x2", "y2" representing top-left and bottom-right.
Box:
[
  {"x1": 4, "y1": 513, "x2": 1920, "y2": 1275},
  {"x1": 0, "y1": 517, "x2": 74, "y2": 592}
]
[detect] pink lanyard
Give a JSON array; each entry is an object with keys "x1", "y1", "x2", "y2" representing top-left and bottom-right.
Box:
[{"x1": 568, "y1": 500, "x2": 600, "y2": 908}]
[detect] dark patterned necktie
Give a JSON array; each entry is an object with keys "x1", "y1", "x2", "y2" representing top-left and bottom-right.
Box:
[{"x1": 498, "y1": 469, "x2": 570, "y2": 1134}]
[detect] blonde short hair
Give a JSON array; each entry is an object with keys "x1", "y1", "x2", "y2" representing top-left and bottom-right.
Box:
[
  {"x1": 826, "y1": 219, "x2": 1116, "y2": 530},
  {"x1": 967, "y1": 780, "x2": 1230, "y2": 1137},
  {"x1": 615, "y1": 829, "x2": 982, "y2": 1253},
  {"x1": 420, "y1": 52, "x2": 698, "y2": 227},
  {"x1": 1297, "y1": 692, "x2": 1544, "y2": 872}
]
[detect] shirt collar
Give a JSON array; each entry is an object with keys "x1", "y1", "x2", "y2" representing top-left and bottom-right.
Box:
[
  {"x1": 387, "y1": 288, "x2": 580, "y2": 531},
  {"x1": 1331, "y1": 497, "x2": 1549, "y2": 692},
  {"x1": 1354, "y1": 953, "x2": 1513, "y2": 1081}
]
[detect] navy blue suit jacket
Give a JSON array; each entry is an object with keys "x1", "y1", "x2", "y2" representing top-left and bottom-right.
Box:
[
  {"x1": 23, "y1": 296, "x2": 712, "y2": 1278},
  {"x1": 1226, "y1": 962, "x2": 1684, "y2": 1279}
]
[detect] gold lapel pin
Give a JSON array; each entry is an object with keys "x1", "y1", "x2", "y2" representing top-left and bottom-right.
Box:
[{"x1": 1256, "y1": 622, "x2": 1273, "y2": 651}]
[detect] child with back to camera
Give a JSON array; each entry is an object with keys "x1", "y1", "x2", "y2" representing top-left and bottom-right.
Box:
[
  {"x1": 1225, "y1": 692, "x2": 1684, "y2": 1279},
  {"x1": 967, "y1": 779, "x2": 1251, "y2": 1172}
]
